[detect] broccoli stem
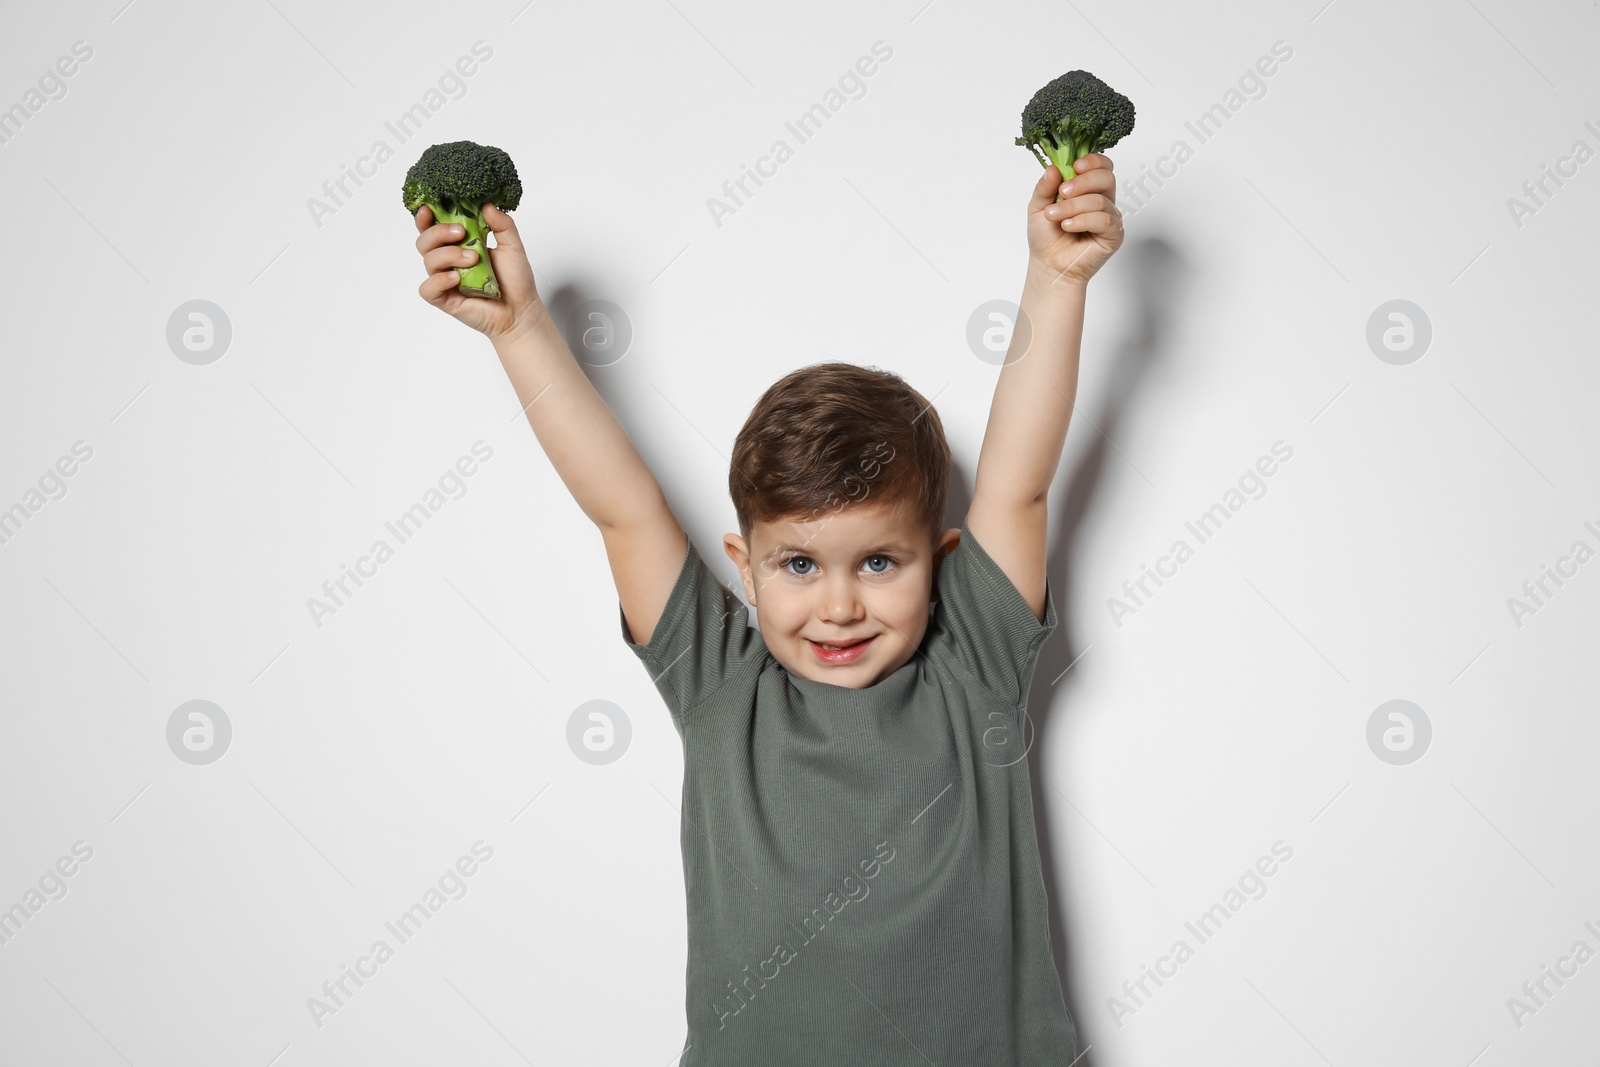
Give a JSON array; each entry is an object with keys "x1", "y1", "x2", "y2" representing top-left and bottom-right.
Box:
[
  {"x1": 1046, "y1": 137, "x2": 1078, "y2": 201},
  {"x1": 430, "y1": 203, "x2": 500, "y2": 299}
]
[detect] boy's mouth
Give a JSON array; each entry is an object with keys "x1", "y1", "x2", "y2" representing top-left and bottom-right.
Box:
[{"x1": 808, "y1": 636, "x2": 874, "y2": 664}]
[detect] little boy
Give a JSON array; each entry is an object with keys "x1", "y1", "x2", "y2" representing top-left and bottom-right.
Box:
[{"x1": 411, "y1": 154, "x2": 1122, "y2": 1064}]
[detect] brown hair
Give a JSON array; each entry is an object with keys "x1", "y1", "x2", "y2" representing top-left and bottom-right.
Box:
[{"x1": 729, "y1": 361, "x2": 951, "y2": 544}]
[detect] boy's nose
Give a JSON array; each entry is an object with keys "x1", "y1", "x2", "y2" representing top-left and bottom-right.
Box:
[{"x1": 817, "y1": 586, "x2": 866, "y2": 624}]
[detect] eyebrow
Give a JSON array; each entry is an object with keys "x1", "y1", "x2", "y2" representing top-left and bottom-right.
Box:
[{"x1": 762, "y1": 541, "x2": 917, "y2": 562}]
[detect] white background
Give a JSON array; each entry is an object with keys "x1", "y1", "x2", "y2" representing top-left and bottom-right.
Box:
[{"x1": 1, "y1": 0, "x2": 1596, "y2": 1064}]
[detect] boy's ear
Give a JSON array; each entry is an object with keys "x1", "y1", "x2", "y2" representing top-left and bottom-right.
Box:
[
  {"x1": 928, "y1": 528, "x2": 961, "y2": 610},
  {"x1": 933, "y1": 527, "x2": 962, "y2": 568},
  {"x1": 723, "y1": 534, "x2": 758, "y2": 604}
]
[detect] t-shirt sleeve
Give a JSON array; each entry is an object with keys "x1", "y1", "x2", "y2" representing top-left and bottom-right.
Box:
[
  {"x1": 619, "y1": 535, "x2": 761, "y2": 718},
  {"x1": 927, "y1": 514, "x2": 1059, "y2": 708}
]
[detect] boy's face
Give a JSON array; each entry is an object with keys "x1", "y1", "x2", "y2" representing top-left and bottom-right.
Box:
[{"x1": 724, "y1": 499, "x2": 961, "y2": 689}]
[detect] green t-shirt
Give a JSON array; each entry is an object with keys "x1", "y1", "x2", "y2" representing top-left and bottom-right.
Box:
[{"x1": 621, "y1": 515, "x2": 1079, "y2": 1065}]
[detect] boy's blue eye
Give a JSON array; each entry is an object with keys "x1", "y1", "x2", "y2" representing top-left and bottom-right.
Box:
[{"x1": 864, "y1": 555, "x2": 892, "y2": 573}]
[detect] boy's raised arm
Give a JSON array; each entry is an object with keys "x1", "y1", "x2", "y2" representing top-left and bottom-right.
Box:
[
  {"x1": 968, "y1": 156, "x2": 1123, "y2": 623},
  {"x1": 413, "y1": 202, "x2": 687, "y2": 647}
]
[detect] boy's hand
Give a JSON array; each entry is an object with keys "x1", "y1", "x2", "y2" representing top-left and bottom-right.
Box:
[
  {"x1": 413, "y1": 202, "x2": 544, "y2": 343},
  {"x1": 1026, "y1": 154, "x2": 1124, "y2": 287}
]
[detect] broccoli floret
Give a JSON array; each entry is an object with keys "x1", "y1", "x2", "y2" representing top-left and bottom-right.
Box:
[
  {"x1": 1015, "y1": 71, "x2": 1135, "y2": 191},
  {"x1": 402, "y1": 140, "x2": 523, "y2": 299}
]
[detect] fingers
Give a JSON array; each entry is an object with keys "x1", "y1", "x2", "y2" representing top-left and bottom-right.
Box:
[
  {"x1": 418, "y1": 267, "x2": 463, "y2": 306},
  {"x1": 1071, "y1": 153, "x2": 1115, "y2": 175},
  {"x1": 1057, "y1": 165, "x2": 1116, "y2": 201},
  {"x1": 425, "y1": 238, "x2": 480, "y2": 271},
  {"x1": 1057, "y1": 210, "x2": 1118, "y2": 233},
  {"x1": 1034, "y1": 156, "x2": 1118, "y2": 211},
  {"x1": 411, "y1": 203, "x2": 519, "y2": 259},
  {"x1": 482, "y1": 203, "x2": 524, "y2": 255},
  {"x1": 1046, "y1": 187, "x2": 1122, "y2": 234},
  {"x1": 416, "y1": 217, "x2": 468, "y2": 256},
  {"x1": 413, "y1": 205, "x2": 461, "y2": 307},
  {"x1": 1046, "y1": 192, "x2": 1114, "y2": 222},
  {"x1": 1030, "y1": 163, "x2": 1065, "y2": 211},
  {"x1": 416, "y1": 215, "x2": 478, "y2": 300}
]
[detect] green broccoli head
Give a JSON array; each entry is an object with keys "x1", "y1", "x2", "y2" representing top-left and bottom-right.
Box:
[
  {"x1": 402, "y1": 140, "x2": 523, "y2": 299},
  {"x1": 1015, "y1": 71, "x2": 1135, "y2": 190}
]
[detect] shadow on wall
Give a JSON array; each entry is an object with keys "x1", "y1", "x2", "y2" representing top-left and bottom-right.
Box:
[{"x1": 1027, "y1": 232, "x2": 1189, "y2": 1064}]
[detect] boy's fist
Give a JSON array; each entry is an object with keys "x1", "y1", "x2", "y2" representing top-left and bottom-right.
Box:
[
  {"x1": 1026, "y1": 153, "x2": 1123, "y2": 287},
  {"x1": 413, "y1": 202, "x2": 543, "y2": 343}
]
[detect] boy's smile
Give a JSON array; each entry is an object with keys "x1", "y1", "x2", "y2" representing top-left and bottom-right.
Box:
[
  {"x1": 724, "y1": 499, "x2": 961, "y2": 689},
  {"x1": 808, "y1": 634, "x2": 875, "y2": 664}
]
